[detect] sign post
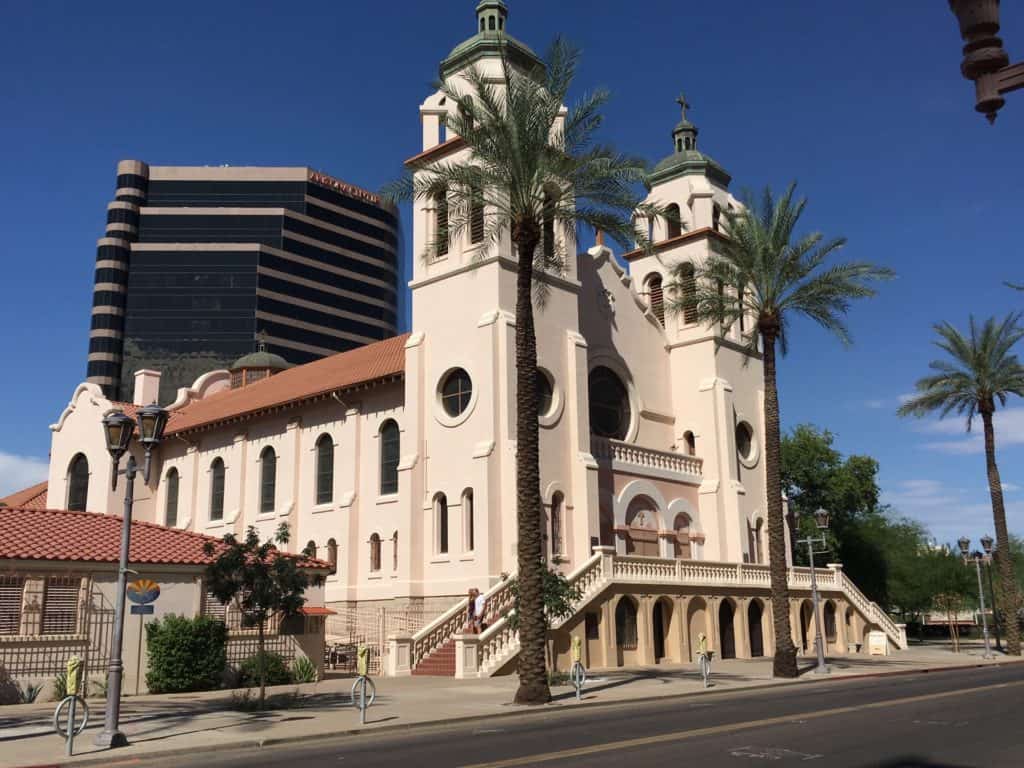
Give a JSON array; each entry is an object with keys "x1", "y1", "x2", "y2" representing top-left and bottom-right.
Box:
[{"x1": 126, "y1": 579, "x2": 160, "y2": 695}]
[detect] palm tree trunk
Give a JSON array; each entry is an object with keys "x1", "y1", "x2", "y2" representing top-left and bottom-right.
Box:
[
  {"x1": 512, "y1": 237, "x2": 551, "y2": 705},
  {"x1": 762, "y1": 332, "x2": 798, "y2": 677},
  {"x1": 981, "y1": 410, "x2": 1020, "y2": 655}
]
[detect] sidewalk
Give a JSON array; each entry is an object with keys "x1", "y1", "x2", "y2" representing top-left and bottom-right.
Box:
[{"x1": 1, "y1": 645, "x2": 1016, "y2": 768}]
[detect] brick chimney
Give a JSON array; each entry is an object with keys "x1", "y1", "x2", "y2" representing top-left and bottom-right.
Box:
[{"x1": 133, "y1": 369, "x2": 161, "y2": 405}]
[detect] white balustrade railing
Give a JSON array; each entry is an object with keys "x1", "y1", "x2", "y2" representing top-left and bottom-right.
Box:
[{"x1": 591, "y1": 437, "x2": 703, "y2": 478}]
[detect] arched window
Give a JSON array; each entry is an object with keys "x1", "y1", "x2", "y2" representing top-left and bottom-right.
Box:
[
  {"x1": 683, "y1": 431, "x2": 696, "y2": 456},
  {"x1": 315, "y1": 434, "x2": 334, "y2": 505},
  {"x1": 754, "y1": 519, "x2": 764, "y2": 564},
  {"x1": 542, "y1": 186, "x2": 557, "y2": 261},
  {"x1": 379, "y1": 420, "x2": 400, "y2": 495},
  {"x1": 436, "y1": 190, "x2": 449, "y2": 257},
  {"x1": 463, "y1": 489, "x2": 475, "y2": 552},
  {"x1": 673, "y1": 514, "x2": 692, "y2": 559},
  {"x1": 370, "y1": 533, "x2": 381, "y2": 572},
  {"x1": 165, "y1": 468, "x2": 180, "y2": 527},
  {"x1": 712, "y1": 204, "x2": 722, "y2": 232},
  {"x1": 66, "y1": 454, "x2": 89, "y2": 512},
  {"x1": 550, "y1": 492, "x2": 564, "y2": 556},
  {"x1": 327, "y1": 538, "x2": 338, "y2": 576},
  {"x1": 645, "y1": 273, "x2": 664, "y2": 326},
  {"x1": 435, "y1": 493, "x2": 449, "y2": 555},
  {"x1": 665, "y1": 203, "x2": 682, "y2": 240},
  {"x1": 615, "y1": 598, "x2": 638, "y2": 650},
  {"x1": 259, "y1": 447, "x2": 276, "y2": 514},
  {"x1": 488, "y1": 15, "x2": 495, "y2": 30},
  {"x1": 303, "y1": 540, "x2": 317, "y2": 559},
  {"x1": 470, "y1": 185, "x2": 484, "y2": 244},
  {"x1": 679, "y1": 263, "x2": 697, "y2": 324},
  {"x1": 392, "y1": 531, "x2": 399, "y2": 571},
  {"x1": 588, "y1": 366, "x2": 630, "y2": 440},
  {"x1": 676, "y1": 137, "x2": 683, "y2": 152},
  {"x1": 210, "y1": 458, "x2": 225, "y2": 521}
]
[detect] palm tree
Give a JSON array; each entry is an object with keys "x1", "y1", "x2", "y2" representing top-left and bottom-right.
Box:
[
  {"x1": 385, "y1": 40, "x2": 664, "y2": 705},
  {"x1": 898, "y1": 314, "x2": 1024, "y2": 655},
  {"x1": 665, "y1": 183, "x2": 893, "y2": 677}
]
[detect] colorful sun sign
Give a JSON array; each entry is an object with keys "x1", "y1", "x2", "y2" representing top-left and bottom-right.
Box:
[{"x1": 127, "y1": 579, "x2": 160, "y2": 605}]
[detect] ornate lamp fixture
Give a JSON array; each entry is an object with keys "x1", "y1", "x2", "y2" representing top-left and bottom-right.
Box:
[{"x1": 948, "y1": 0, "x2": 1024, "y2": 122}]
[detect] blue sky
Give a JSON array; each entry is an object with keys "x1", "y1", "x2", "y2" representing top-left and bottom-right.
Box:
[{"x1": 1, "y1": 1, "x2": 1021, "y2": 545}]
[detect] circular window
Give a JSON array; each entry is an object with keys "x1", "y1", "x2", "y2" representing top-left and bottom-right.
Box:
[
  {"x1": 537, "y1": 369, "x2": 554, "y2": 418},
  {"x1": 588, "y1": 366, "x2": 630, "y2": 440},
  {"x1": 441, "y1": 368, "x2": 473, "y2": 417},
  {"x1": 736, "y1": 421, "x2": 755, "y2": 462}
]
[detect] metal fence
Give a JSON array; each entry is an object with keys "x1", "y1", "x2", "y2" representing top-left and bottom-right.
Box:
[{"x1": 325, "y1": 604, "x2": 430, "y2": 676}]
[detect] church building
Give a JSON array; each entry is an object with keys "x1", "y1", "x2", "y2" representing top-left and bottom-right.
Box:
[{"x1": 22, "y1": 1, "x2": 905, "y2": 677}]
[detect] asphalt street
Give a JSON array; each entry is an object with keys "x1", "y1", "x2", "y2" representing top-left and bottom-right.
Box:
[{"x1": 131, "y1": 663, "x2": 1024, "y2": 768}]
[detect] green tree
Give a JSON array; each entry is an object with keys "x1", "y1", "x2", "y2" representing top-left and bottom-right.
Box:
[
  {"x1": 202, "y1": 524, "x2": 310, "y2": 707},
  {"x1": 898, "y1": 314, "x2": 1024, "y2": 655},
  {"x1": 385, "y1": 40, "x2": 663, "y2": 704},
  {"x1": 667, "y1": 184, "x2": 893, "y2": 678}
]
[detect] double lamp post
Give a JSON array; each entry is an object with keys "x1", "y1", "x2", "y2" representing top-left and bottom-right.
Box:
[
  {"x1": 94, "y1": 404, "x2": 169, "y2": 749},
  {"x1": 795, "y1": 507, "x2": 832, "y2": 675},
  {"x1": 957, "y1": 534, "x2": 1000, "y2": 660}
]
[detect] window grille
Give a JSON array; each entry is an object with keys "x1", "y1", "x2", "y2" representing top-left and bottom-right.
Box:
[
  {"x1": 41, "y1": 577, "x2": 81, "y2": 635},
  {"x1": 0, "y1": 576, "x2": 24, "y2": 635}
]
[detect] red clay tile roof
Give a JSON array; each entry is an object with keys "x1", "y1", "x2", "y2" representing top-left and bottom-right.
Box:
[
  {"x1": 0, "y1": 481, "x2": 48, "y2": 510},
  {"x1": 298, "y1": 606, "x2": 337, "y2": 616},
  {"x1": 0, "y1": 506, "x2": 330, "y2": 570},
  {"x1": 404, "y1": 136, "x2": 466, "y2": 167},
  {"x1": 166, "y1": 334, "x2": 409, "y2": 435}
]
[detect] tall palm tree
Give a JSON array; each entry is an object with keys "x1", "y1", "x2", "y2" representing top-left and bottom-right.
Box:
[
  {"x1": 666, "y1": 183, "x2": 893, "y2": 678},
  {"x1": 898, "y1": 314, "x2": 1024, "y2": 655},
  {"x1": 385, "y1": 40, "x2": 664, "y2": 704}
]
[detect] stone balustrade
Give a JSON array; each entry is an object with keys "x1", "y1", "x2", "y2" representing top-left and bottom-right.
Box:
[{"x1": 591, "y1": 437, "x2": 703, "y2": 478}]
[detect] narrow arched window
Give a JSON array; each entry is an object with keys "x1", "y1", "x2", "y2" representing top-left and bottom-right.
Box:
[
  {"x1": 683, "y1": 431, "x2": 696, "y2": 456},
  {"x1": 470, "y1": 185, "x2": 484, "y2": 244},
  {"x1": 665, "y1": 203, "x2": 682, "y2": 240},
  {"x1": 392, "y1": 531, "x2": 399, "y2": 571},
  {"x1": 436, "y1": 494, "x2": 449, "y2": 555},
  {"x1": 210, "y1": 458, "x2": 225, "y2": 521},
  {"x1": 712, "y1": 204, "x2": 722, "y2": 232},
  {"x1": 370, "y1": 533, "x2": 381, "y2": 572},
  {"x1": 615, "y1": 598, "x2": 638, "y2": 650},
  {"x1": 550, "y1": 492, "x2": 564, "y2": 556},
  {"x1": 165, "y1": 468, "x2": 180, "y2": 527},
  {"x1": 315, "y1": 434, "x2": 334, "y2": 505},
  {"x1": 303, "y1": 540, "x2": 317, "y2": 559},
  {"x1": 379, "y1": 420, "x2": 400, "y2": 495},
  {"x1": 463, "y1": 489, "x2": 475, "y2": 552},
  {"x1": 436, "y1": 190, "x2": 449, "y2": 257},
  {"x1": 66, "y1": 454, "x2": 89, "y2": 512},
  {"x1": 679, "y1": 263, "x2": 697, "y2": 324},
  {"x1": 327, "y1": 538, "x2": 338, "y2": 576},
  {"x1": 738, "y1": 285, "x2": 746, "y2": 334},
  {"x1": 542, "y1": 187, "x2": 557, "y2": 261},
  {"x1": 645, "y1": 273, "x2": 664, "y2": 326},
  {"x1": 259, "y1": 447, "x2": 276, "y2": 514}
]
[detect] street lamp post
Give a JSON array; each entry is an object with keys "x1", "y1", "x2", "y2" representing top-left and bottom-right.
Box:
[
  {"x1": 948, "y1": 0, "x2": 1024, "y2": 123},
  {"x1": 980, "y1": 534, "x2": 1003, "y2": 652},
  {"x1": 958, "y1": 536, "x2": 994, "y2": 660},
  {"x1": 795, "y1": 508, "x2": 831, "y2": 675},
  {"x1": 94, "y1": 404, "x2": 168, "y2": 749}
]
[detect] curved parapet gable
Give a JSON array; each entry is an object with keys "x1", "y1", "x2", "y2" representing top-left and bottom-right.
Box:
[
  {"x1": 50, "y1": 382, "x2": 110, "y2": 432},
  {"x1": 167, "y1": 369, "x2": 232, "y2": 411}
]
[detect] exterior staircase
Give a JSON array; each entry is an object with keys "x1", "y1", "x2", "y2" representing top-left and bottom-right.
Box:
[{"x1": 391, "y1": 547, "x2": 907, "y2": 679}]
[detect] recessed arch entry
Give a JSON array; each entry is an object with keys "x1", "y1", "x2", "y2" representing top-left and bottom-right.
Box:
[
  {"x1": 718, "y1": 599, "x2": 737, "y2": 660},
  {"x1": 687, "y1": 597, "x2": 708, "y2": 662},
  {"x1": 748, "y1": 599, "x2": 765, "y2": 658}
]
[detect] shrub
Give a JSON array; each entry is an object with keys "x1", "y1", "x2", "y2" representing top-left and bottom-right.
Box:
[
  {"x1": 239, "y1": 652, "x2": 291, "y2": 688},
  {"x1": 18, "y1": 682, "x2": 43, "y2": 703},
  {"x1": 146, "y1": 614, "x2": 228, "y2": 694},
  {"x1": 291, "y1": 656, "x2": 318, "y2": 684},
  {"x1": 52, "y1": 671, "x2": 68, "y2": 700}
]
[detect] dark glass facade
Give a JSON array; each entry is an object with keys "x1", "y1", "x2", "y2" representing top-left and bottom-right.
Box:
[{"x1": 86, "y1": 162, "x2": 399, "y2": 403}]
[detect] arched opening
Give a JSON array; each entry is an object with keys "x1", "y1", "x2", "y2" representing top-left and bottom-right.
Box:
[
  {"x1": 687, "y1": 597, "x2": 708, "y2": 662},
  {"x1": 599, "y1": 506, "x2": 614, "y2": 547},
  {"x1": 824, "y1": 601, "x2": 837, "y2": 651},
  {"x1": 327, "y1": 538, "x2": 338, "y2": 576},
  {"x1": 209, "y1": 458, "x2": 225, "y2": 521},
  {"x1": 653, "y1": 598, "x2": 674, "y2": 663},
  {"x1": 470, "y1": 184, "x2": 484, "y2": 244},
  {"x1": 719, "y1": 600, "x2": 737, "y2": 659},
  {"x1": 672, "y1": 513, "x2": 692, "y2": 559},
  {"x1": 315, "y1": 434, "x2": 334, "y2": 505},
  {"x1": 754, "y1": 518, "x2": 764, "y2": 564},
  {"x1": 615, "y1": 597, "x2": 638, "y2": 662},
  {"x1": 542, "y1": 185, "x2": 558, "y2": 262},
  {"x1": 712, "y1": 203, "x2": 722, "y2": 232},
  {"x1": 392, "y1": 531, "x2": 399, "y2": 571},
  {"x1": 800, "y1": 600, "x2": 814, "y2": 653},
  {"x1": 303, "y1": 540, "x2": 317, "y2": 559},
  {"x1": 164, "y1": 467, "x2": 179, "y2": 527},
  {"x1": 379, "y1": 420, "x2": 400, "y2": 495},
  {"x1": 435, "y1": 190, "x2": 449, "y2": 257},
  {"x1": 259, "y1": 447, "x2": 276, "y2": 514},
  {"x1": 588, "y1": 366, "x2": 630, "y2": 440},
  {"x1": 624, "y1": 496, "x2": 659, "y2": 557},
  {"x1": 463, "y1": 488, "x2": 475, "y2": 552},
  {"x1": 678, "y1": 263, "x2": 697, "y2": 324},
  {"x1": 369, "y1": 533, "x2": 381, "y2": 572},
  {"x1": 550, "y1": 492, "x2": 564, "y2": 557},
  {"x1": 683, "y1": 431, "x2": 696, "y2": 456},
  {"x1": 645, "y1": 273, "x2": 665, "y2": 326},
  {"x1": 748, "y1": 600, "x2": 765, "y2": 657},
  {"x1": 435, "y1": 493, "x2": 449, "y2": 555},
  {"x1": 665, "y1": 203, "x2": 682, "y2": 239},
  {"x1": 66, "y1": 454, "x2": 89, "y2": 512}
]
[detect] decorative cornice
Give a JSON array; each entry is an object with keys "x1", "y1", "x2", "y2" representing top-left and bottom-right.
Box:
[{"x1": 622, "y1": 227, "x2": 727, "y2": 261}]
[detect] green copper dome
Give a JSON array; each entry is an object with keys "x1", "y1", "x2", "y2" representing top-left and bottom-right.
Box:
[
  {"x1": 648, "y1": 94, "x2": 731, "y2": 187},
  {"x1": 231, "y1": 349, "x2": 291, "y2": 371},
  {"x1": 439, "y1": 1, "x2": 542, "y2": 80}
]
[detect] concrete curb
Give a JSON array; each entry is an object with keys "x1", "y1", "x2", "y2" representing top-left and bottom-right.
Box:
[{"x1": 30, "y1": 658, "x2": 1024, "y2": 768}]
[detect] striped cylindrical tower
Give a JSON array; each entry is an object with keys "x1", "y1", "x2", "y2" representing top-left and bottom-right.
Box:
[{"x1": 86, "y1": 159, "x2": 148, "y2": 399}]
